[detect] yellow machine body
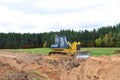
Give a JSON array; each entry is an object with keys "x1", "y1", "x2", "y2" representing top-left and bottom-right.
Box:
[
  {"x1": 50, "y1": 41, "x2": 80, "y2": 56},
  {"x1": 49, "y1": 36, "x2": 90, "y2": 58}
]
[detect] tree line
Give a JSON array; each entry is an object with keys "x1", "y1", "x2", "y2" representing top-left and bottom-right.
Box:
[
  {"x1": 0, "y1": 33, "x2": 42, "y2": 48},
  {"x1": 0, "y1": 23, "x2": 120, "y2": 49}
]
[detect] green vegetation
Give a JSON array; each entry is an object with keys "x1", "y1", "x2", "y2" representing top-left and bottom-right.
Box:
[
  {"x1": 0, "y1": 23, "x2": 120, "y2": 49},
  {"x1": 7, "y1": 48, "x2": 120, "y2": 56},
  {"x1": 8, "y1": 48, "x2": 51, "y2": 54},
  {"x1": 81, "y1": 48, "x2": 120, "y2": 56}
]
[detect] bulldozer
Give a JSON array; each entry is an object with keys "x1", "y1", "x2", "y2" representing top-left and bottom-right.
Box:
[{"x1": 49, "y1": 36, "x2": 90, "y2": 58}]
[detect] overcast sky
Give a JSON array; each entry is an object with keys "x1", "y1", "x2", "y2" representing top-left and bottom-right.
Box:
[{"x1": 0, "y1": 0, "x2": 120, "y2": 33}]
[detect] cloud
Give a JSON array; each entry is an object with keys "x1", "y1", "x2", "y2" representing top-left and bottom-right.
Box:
[
  {"x1": 0, "y1": 0, "x2": 102, "y2": 15},
  {"x1": 0, "y1": 22, "x2": 12, "y2": 27},
  {"x1": 0, "y1": 0, "x2": 120, "y2": 33}
]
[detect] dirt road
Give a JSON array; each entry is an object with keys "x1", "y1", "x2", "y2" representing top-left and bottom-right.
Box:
[{"x1": 0, "y1": 51, "x2": 120, "y2": 80}]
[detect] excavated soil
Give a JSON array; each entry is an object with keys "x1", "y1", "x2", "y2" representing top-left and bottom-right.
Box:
[{"x1": 0, "y1": 50, "x2": 120, "y2": 80}]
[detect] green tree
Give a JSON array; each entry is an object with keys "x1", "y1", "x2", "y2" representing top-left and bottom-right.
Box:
[
  {"x1": 103, "y1": 34, "x2": 109, "y2": 47},
  {"x1": 116, "y1": 32, "x2": 120, "y2": 47},
  {"x1": 95, "y1": 37, "x2": 102, "y2": 47}
]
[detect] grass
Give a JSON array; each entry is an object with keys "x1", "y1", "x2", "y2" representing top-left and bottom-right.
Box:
[
  {"x1": 7, "y1": 48, "x2": 51, "y2": 54},
  {"x1": 81, "y1": 48, "x2": 120, "y2": 56},
  {"x1": 5, "y1": 48, "x2": 120, "y2": 56}
]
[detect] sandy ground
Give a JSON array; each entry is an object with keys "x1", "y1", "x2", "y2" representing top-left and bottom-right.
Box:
[{"x1": 0, "y1": 51, "x2": 120, "y2": 80}]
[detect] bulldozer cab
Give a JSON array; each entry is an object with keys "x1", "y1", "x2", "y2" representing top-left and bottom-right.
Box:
[{"x1": 51, "y1": 36, "x2": 69, "y2": 48}]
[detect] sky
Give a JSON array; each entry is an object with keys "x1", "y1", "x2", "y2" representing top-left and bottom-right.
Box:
[{"x1": 0, "y1": 0, "x2": 120, "y2": 33}]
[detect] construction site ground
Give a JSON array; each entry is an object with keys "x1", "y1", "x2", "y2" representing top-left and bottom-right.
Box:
[{"x1": 0, "y1": 50, "x2": 120, "y2": 80}]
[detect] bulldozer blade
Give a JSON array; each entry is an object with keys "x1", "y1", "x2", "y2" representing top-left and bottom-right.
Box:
[{"x1": 76, "y1": 51, "x2": 90, "y2": 59}]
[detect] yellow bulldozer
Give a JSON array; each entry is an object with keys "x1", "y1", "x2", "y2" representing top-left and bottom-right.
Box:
[{"x1": 49, "y1": 36, "x2": 90, "y2": 58}]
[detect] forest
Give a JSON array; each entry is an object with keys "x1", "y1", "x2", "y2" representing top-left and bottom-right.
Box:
[{"x1": 0, "y1": 23, "x2": 120, "y2": 49}]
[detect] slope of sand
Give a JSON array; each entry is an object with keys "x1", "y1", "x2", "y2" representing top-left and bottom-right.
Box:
[{"x1": 0, "y1": 51, "x2": 120, "y2": 80}]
